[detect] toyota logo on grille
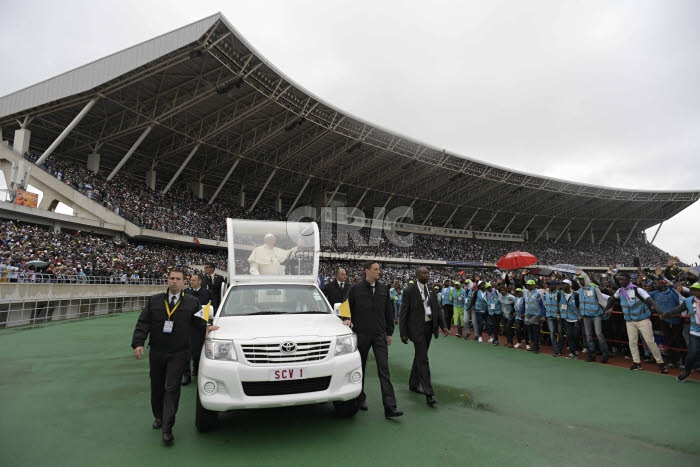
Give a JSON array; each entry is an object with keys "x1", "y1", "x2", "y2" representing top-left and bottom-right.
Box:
[{"x1": 280, "y1": 341, "x2": 297, "y2": 353}]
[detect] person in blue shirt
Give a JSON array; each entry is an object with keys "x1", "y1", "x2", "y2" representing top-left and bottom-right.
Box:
[
  {"x1": 497, "y1": 285, "x2": 515, "y2": 347},
  {"x1": 544, "y1": 281, "x2": 564, "y2": 356},
  {"x1": 390, "y1": 282, "x2": 403, "y2": 325},
  {"x1": 649, "y1": 279, "x2": 683, "y2": 368},
  {"x1": 523, "y1": 280, "x2": 546, "y2": 353},
  {"x1": 468, "y1": 281, "x2": 489, "y2": 342},
  {"x1": 441, "y1": 280, "x2": 454, "y2": 335},
  {"x1": 605, "y1": 272, "x2": 668, "y2": 373},
  {"x1": 450, "y1": 281, "x2": 467, "y2": 338},
  {"x1": 485, "y1": 283, "x2": 502, "y2": 345},
  {"x1": 560, "y1": 279, "x2": 582, "y2": 359},
  {"x1": 661, "y1": 282, "x2": 700, "y2": 382},
  {"x1": 513, "y1": 288, "x2": 527, "y2": 348},
  {"x1": 576, "y1": 270, "x2": 611, "y2": 364}
]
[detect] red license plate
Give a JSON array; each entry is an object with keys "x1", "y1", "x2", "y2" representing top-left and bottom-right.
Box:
[{"x1": 269, "y1": 368, "x2": 307, "y2": 381}]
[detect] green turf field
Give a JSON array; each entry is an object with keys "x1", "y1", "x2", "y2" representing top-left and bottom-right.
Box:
[{"x1": 1, "y1": 313, "x2": 697, "y2": 467}]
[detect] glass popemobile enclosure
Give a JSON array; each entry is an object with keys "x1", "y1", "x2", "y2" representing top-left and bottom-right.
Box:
[{"x1": 196, "y1": 219, "x2": 362, "y2": 431}]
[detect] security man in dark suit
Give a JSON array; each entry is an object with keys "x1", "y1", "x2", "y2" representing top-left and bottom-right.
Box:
[
  {"x1": 182, "y1": 273, "x2": 212, "y2": 385},
  {"x1": 131, "y1": 269, "x2": 218, "y2": 445},
  {"x1": 400, "y1": 267, "x2": 449, "y2": 406},
  {"x1": 343, "y1": 261, "x2": 403, "y2": 419},
  {"x1": 203, "y1": 262, "x2": 225, "y2": 310},
  {"x1": 323, "y1": 267, "x2": 350, "y2": 307}
]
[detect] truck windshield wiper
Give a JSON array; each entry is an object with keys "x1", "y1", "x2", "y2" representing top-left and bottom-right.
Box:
[
  {"x1": 288, "y1": 311, "x2": 329, "y2": 314},
  {"x1": 245, "y1": 311, "x2": 284, "y2": 315}
]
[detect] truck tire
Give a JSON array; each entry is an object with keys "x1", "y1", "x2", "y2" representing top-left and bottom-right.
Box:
[
  {"x1": 333, "y1": 399, "x2": 359, "y2": 418},
  {"x1": 195, "y1": 391, "x2": 218, "y2": 432}
]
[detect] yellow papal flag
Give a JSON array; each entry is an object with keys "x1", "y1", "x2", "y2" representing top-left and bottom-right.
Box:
[
  {"x1": 339, "y1": 300, "x2": 351, "y2": 318},
  {"x1": 203, "y1": 301, "x2": 212, "y2": 321}
]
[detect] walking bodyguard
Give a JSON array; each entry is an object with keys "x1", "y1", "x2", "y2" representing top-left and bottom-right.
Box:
[
  {"x1": 343, "y1": 261, "x2": 403, "y2": 418},
  {"x1": 131, "y1": 269, "x2": 217, "y2": 444},
  {"x1": 182, "y1": 273, "x2": 212, "y2": 385},
  {"x1": 400, "y1": 267, "x2": 449, "y2": 406}
]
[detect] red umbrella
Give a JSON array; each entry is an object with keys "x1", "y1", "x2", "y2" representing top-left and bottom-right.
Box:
[{"x1": 496, "y1": 251, "x2": 538, "y2": 270}]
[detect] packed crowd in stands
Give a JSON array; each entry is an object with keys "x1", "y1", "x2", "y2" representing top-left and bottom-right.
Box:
[
  {"x1": 25, "y1": 153, "x2": 283, "y2": 239},
  {"x1": 323, "y1": 227, "x2": 673, "y2": 266},
  {"x1": 0, "y1": 220, "x2": 227, "y2": 283},
  {"x1": 19, "y1": 154, "x2": 681, "y2": 269}
]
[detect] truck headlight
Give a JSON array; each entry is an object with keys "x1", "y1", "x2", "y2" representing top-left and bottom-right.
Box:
[
  {"x1": 334, "y1": 334, "x2": 357, "y2": 356},
  {"x1": 204, "y1": 339, "x2": 237, "y2": 361}
]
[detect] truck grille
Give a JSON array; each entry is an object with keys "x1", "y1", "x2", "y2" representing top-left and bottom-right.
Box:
[
  {"x1": 242, "y1": 377, "x2": 332, "y2": 396},
  {"x1": 241, "y1": 341, "x2": 331, "y2": 364}
]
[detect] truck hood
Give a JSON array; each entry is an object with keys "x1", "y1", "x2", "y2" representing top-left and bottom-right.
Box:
[{"x1": 209, "y1": 314, "x2": 351, "y2": 340}]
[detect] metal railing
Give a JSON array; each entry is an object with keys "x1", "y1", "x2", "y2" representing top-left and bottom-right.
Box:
[
  {"x1": 1, "y1": 274, "x2": 168, "y2": 285},
  {"x1": 0, "y1": 294, "x2": 150, "y2": 329}
]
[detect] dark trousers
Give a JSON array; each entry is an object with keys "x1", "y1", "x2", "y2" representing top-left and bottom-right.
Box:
[
  {"x1": 502, "y1": 316, "x2": 514, "y2": 344},
  {"x1": 357, "y1": 332, "x2": 397, "y2": 410},
  {"x1": 565, "y1": 321, "x2": 581, "y2": 354},
  {"x1": 149, "y1": 350, "x2": 188, "y2": 433},
  {"x1": 185, "y1": 327, "x2": 206, "y2": 377},
  {"x1": 662, "y1": 321, "x2": 685, "y2": 365},
  {"x1": 684, "y1": 334, "x2": 700, "y2": 374},
  {"x1": 490, "y1": 314, "x2": 501, "y2": 341},
  {"x1": 409, "y1": 321, "x2": 435, "y2": 396},
  {"x1": 515, "y1": 319, "x2": 527, "y2": 343},
  {"x1": 527, "y1": 324, "x2": 541, "y2": 351},
  {"x1": 443, "y1": 305, "x2": 453, "y2": 332}
]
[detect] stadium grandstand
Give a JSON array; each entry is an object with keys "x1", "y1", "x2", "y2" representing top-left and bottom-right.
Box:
[{"x1": 1, "y1": 12, "x2": 699, "y2": 326}]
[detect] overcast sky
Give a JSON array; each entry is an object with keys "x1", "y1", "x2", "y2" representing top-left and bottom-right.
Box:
[{"x1": 1, "y1": 0, "x2": 698, "y2": 264}]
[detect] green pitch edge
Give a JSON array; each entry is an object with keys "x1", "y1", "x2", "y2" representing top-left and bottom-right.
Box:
[{"x1": 0, "y1": 314, "x2": 697, "y2": 467}]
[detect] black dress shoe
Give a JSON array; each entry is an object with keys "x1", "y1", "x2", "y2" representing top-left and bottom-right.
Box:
[
  {"x1": 162, "y1": 432, "x2": 173, "y2": 444},
  {"x1": 426, "y1": 395, "x2": 438, "y2": 406},
  {"x1": 181, "y1": 375, "x2": 191, "y2": 386},
  {"x1": 409, "y1": 386, "x2": 426, "y2": 395},
  {"x1": 384, "y1": 408, "x2": 404, "y2": 418},
  {"x1": 152, "y1": 419, "x2": 162, "y2": 429},
  {"x1": 358, "y1": 401, "x2": 368, "y2": 411}
]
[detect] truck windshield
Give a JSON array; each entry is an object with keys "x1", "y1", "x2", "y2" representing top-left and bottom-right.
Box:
[{"x1": 220, "y1": 284, "x2": 332, "y2": 316}]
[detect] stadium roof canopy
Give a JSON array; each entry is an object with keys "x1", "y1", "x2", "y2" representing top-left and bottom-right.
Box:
[{"x1": 1, "y1": 12, "x2": 698, "y2": 242}]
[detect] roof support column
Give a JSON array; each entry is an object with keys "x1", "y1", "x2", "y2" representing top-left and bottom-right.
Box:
[
  {"x1": 622, "y1": 220, "x2": 640, "y2": 246},
  {"x1": 107, "y1": 123, "x2": 153, "y2": 181},
  {"x1": 483, "y1": 211, "x2": 500, "y2": 231},
  {"x1": 353, "y1": 188, "x2": 369, "y2": 209},
  {"x1": 598, "y1": 220, "x2": 616, "y2": 245},
  {"x1": 442, "y1": 205, "x2": 460, "y2": 227},
  {"x1": 208, "y1": 157, "x2": 240, "y2": 205},
  {"x1": 162, "y1": 142, "x2": 200, "y2": 194},
  {"x1": 463, "y1": 208, "x2": 480, "y2": 230},
  {"x1": 422, "y1": 203, "x2": 438, "y2": 225},
  {"x1": 287, "y1": 176, "x2": 312, "y2": 216},
  {"x1": 501, "y1": 213, "x2": 517, "y2": 233},
  {"x1": 381, "y1": 194, "x2": 394, "y2": 210},
  {"x1": 520, "y1": 216, "x2": 536, "y2": 235},
  {"x1": 36, "y1": 97, "x2": 99, "y2": 165},
  {"x1": 574, "y1": 219, "x2": 594, "y2": 246},
  {"x1": 326, "y1": 183, "x2": 341, "y2": 207},
  {"x1": 248, "y1": 168, "x2": 277, "y2": 212},
  {"x1": 649, "y1": 221, "x2": 664, "y2": 244},
  {"x1": 533, "y1": 217, "x2": 556, "y2": 242},
  {"x1": 554, "y1": 219, "x2": 574, "y2": 243}
]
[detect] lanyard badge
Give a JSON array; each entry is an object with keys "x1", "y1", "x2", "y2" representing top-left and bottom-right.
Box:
[{"x1": 163, "y1": 297, "x2": 181, "y2": 333}]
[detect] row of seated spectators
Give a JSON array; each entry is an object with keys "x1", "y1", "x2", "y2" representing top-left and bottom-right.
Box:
[
  {"x1": 0, "y1": 220, "x2": 227, "y2": 283},
  {"x1": 321, "y1": 227, "x2": 675, "y2": 267},
  {"x1": 3, "y1": 219, "x2": 697, "y2": 293},
  {"x1": 12, "y1": 153, "x2": 683, "y2": 268}
]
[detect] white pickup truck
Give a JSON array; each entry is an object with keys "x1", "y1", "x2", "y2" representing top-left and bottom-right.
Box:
[{"x1": 196, "y1": 219, "x2": 362, "y2": 432}]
